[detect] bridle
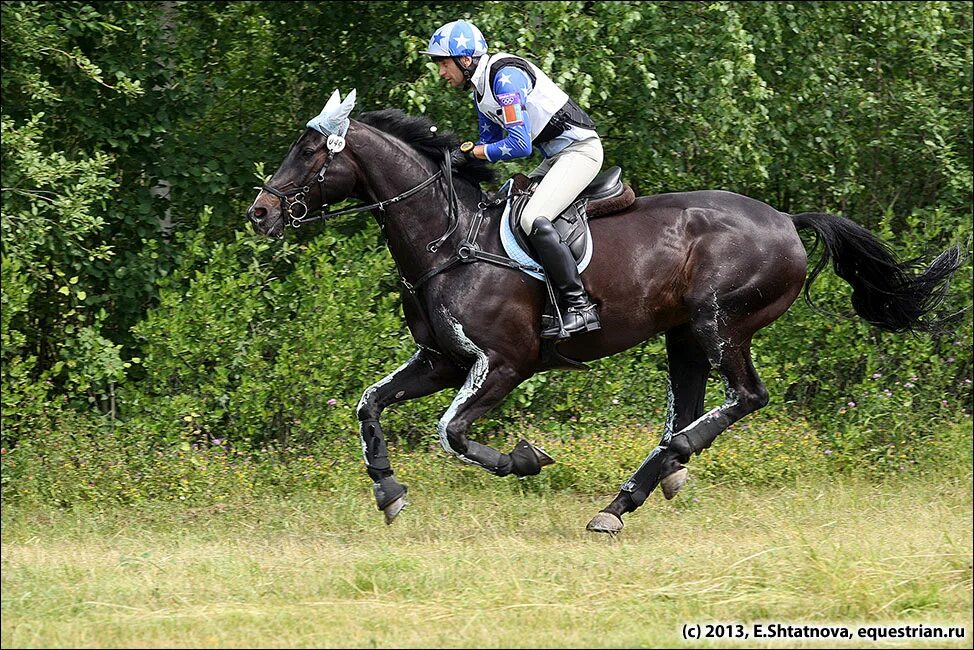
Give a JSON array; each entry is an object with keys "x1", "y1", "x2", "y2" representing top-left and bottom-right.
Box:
[
  {"x1": 253, "y1": 133, "x2": 443, "y2": 231},
  {"x1": 256, "y1": 148, "x2": 334, "y2": 228},
  {"x1": 253, "y1": 129, "x2": 545, "y2": 298}
]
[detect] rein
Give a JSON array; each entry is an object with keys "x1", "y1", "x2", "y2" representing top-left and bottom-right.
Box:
[
  {"x1": 257, "y1": 149, "x2": 444, "y2": 229},
  {"x1": 260, "y1": 140, "x2": 544, "y2": 294},
  {"x1": 401, "y1": 152, "x2": 543, "y2": 294}
]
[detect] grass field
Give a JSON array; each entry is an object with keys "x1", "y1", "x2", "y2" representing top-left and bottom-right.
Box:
[{"x1": 2, "y1": 471, "x2": 972, "y2": 648}]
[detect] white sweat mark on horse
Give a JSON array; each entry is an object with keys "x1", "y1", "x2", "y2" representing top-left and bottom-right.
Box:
[
  {"x1": 620, "y1": 443, "x2": 664, "y2": 493},
  {"x1": 707, "y1": 287, "x2": 729, "y2": 366},
  {"x1": 661, "y1": 378, "x2": 677, "y2": 445},
  {"x1": 436, "y1": 311, "x2": 490, "y2": 467},
  {"x1": 620, "y1": 377, "x2": 680, "y2": 492},
  {"x1": 622, "y1": 370, "x2": 743, "y2": 493}
]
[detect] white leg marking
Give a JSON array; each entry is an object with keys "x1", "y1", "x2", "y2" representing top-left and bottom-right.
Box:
[
  {"x1": 436, "y1": 311, "x2": 490, "y2": 466},
  {"x1": 357, "y1": 350, "x2": 421, "y2": 464}
]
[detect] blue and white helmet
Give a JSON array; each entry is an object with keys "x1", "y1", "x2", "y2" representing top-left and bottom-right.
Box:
[{"x1": 420, "y1": 19, "x2": 488, "y2": 58}]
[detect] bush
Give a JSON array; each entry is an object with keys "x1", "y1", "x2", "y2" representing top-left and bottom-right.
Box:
[{"x1": 2, "y1": 1, "x2": 971, "y2": 508}]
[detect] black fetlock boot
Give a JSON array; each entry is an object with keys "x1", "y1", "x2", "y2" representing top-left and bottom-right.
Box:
[{"x1": 528, "y1": 218, "x2": 601, "y2": 338}]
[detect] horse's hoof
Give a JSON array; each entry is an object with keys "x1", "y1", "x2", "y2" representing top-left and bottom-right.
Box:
[
  {"x1": 586, "y1": 511, "x2": 623, "y2": 535},
  {"x1": 510, "y1": 439, "x2": 555, "y2": 477},
  {"x1": 532, "y1": 443, "x2": 555, "y2": 468},
  {"x1": 383, "y1": 495, "x2": 408, "y2": 525},
  {"x1": 660, "y1": 467, "x2": 689, "y2": 500}
]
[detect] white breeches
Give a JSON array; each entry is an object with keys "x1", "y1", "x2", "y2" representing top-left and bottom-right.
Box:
[{"x1": 518, "y1": 136, "x2": 604, "y2": 234}]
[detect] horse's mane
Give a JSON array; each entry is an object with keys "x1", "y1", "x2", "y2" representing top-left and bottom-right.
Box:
[{"x1": 357, "y1": 109, "x2": 497, "y2": 187}]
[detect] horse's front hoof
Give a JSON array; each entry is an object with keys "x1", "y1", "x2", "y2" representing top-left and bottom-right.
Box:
[
  {"x1": 374, "y1": 477, "x2": 407, "y2": 522},
  {"x1": 586, "y1": 511, "x2": 623, "y2": 535},
  {"x1": 510, "y1": 439, "x2": 555, "y2": 477},
  {"x1": 383, "y1": 495, "x2": 408, "y2": 525},
  {"x1": 660, "y1": 467, "x2": 689, "y2": 500},
  {"x1": 533, "y1": 443, "x2": 555, "y2": 468}
]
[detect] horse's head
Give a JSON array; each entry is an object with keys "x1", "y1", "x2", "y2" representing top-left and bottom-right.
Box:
[{"x1": 248, "y1": 89, "x2": 360, "y2": 237}]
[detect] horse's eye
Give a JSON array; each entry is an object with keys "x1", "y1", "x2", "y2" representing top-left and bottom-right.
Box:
[{"x1": 301, "y1": 147, "x2": 315, "y2": 157}]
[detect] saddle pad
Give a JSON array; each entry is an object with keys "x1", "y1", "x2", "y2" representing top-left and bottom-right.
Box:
[{"x1": 497, "y1": 179, "x2": 593, "y2": 282}]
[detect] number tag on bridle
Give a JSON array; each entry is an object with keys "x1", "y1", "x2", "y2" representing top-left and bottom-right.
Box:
[{"x1": 327, "y1": 134, "x2": 345, "y2": 153}]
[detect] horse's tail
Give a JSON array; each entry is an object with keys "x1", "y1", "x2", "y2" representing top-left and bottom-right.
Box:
[{"x1": 789, "y1": 212, "x2": 963, "y2": 333}]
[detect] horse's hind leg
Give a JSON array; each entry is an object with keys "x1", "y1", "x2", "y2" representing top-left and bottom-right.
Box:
[
  {"x1": 588, "y1": 324, "x2": 711, "y2": 532},
  {"x1": 357, "y1": 348, "x2": 464, "y2": 523},
  {"x1": 665, "y1": 337, "x2": 769, "y2": 465},
  {"x1": 588, "y1": 318, "x2": 769, "y2": 533}
]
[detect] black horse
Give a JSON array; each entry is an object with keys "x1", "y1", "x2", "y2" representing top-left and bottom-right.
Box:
[{"x1": 248, "y1": 105, "x2": 961, "y2": 533}]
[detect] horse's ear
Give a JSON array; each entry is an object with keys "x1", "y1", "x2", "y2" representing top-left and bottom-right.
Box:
[
  {"x1": 323, "y1": 89, "x2": 341, "y2": 114},
  {"x1": 308, "y1": 90, "x2": 340, "y2": 130},
  {"x1": 336, "y1": 89, "x2": 357, "y2": 122},
  {"x1": 307, "y1": 88, "x2": 356, "y2": 137}
]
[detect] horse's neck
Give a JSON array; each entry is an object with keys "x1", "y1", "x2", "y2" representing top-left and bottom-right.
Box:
[{"x1": 350, "y1": 124, "x2": 468, "y2": 280}]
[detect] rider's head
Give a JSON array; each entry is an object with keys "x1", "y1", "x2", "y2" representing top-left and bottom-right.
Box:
[{"x1": 420, "y1": 19, "x2": 488, "y2": 90}]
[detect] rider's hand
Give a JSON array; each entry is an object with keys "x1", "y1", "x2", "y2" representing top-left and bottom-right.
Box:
[{"x1": 450, "y1": 141, "x2": 476, "y2": 167}]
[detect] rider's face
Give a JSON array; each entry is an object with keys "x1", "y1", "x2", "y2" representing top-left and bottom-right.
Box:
[{"x1": 436, "y1": 57, "x2": 471, "y2": 89}]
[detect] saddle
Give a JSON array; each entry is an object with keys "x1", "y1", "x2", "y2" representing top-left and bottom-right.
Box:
[
  {"x1": 502, "y1": 165, "x2": 636, "y2": 276},
  {"x1": 496, "y1": 167, "x2": 635, "y2": 371}
]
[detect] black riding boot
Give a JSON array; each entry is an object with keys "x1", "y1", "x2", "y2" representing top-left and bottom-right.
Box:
[{"x1": 528, "y1": 217, "x2": 601, "y2": 338}]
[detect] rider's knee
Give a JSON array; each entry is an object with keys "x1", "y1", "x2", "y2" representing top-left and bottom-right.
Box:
[{"x1": 520, "y1": 209, "x2": 553, "y2": 235}]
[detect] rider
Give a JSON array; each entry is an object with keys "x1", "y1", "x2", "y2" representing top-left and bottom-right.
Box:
[{"x1": 421, "y1": 19, "x2": 604, "y2": 338}]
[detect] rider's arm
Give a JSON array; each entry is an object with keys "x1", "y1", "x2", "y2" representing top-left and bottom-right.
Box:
[
  {"x1": 476, "y1": 108, "x2": 505, "y2": 146},
  {"x1": 480, "y1": 66, "x2": 534, "y2": 162}
]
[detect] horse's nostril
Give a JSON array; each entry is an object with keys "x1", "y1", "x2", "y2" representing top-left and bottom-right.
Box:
[{"x1": 254, "y1": 207, "x2": 267, "y2": 219}]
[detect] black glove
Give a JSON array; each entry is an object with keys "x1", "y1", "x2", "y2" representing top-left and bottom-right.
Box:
[{"x1": 449, "y1": 141, "x2": 476, "y2": 167}]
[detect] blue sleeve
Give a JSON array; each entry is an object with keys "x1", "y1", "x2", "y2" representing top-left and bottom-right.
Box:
[
  {"x1": 482, "y1": 66, "x2": 534, "y2": 162},
  {"x1": 476, "y1": 107, "x2": 505, "y2": 146}
]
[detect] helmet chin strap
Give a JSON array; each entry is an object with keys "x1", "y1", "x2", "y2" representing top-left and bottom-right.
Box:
[{"x1": 454, "y1": 56, "x2": 477, "y2": 88}]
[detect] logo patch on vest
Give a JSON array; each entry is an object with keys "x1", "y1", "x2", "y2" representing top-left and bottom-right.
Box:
[{"x1": 497, "y1": 92, "x2": 524, "y2": 126}]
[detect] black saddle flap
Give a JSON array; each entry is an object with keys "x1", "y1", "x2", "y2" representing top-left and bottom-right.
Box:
[{"x1": 510, "y1": 193, "x2": 590, "y2": 265}]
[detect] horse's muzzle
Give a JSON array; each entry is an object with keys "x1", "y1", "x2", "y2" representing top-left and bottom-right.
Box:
[
  {"x1": 247, "y1": 205, "x2": 266, "y2": 224},
  {"x1": 248, "y1": 193, "x2": 284, "y2": 237}
]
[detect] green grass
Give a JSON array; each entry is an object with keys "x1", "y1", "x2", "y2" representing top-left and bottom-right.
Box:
[{"x1": 2, "y1": 470, "x2": 971, "y2": 648}]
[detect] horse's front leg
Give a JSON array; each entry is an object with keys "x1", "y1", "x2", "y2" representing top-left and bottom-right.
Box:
[
  {"x1": 438, "y1": 352, "x2": 553, "y2": 478},
  {"x1": 357, "y1": 347, "x2": 464, "y2": 523}
]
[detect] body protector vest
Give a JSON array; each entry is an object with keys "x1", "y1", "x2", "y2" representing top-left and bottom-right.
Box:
[{"x1": 473, "y1": 53, "x2": 595, "y2": 148}]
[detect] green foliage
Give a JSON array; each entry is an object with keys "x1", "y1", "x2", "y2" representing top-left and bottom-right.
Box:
[
  {"x1": 1, "y1": 112, "x2": 131, "y2": 431},
  {"x1": 2, "y1": 1, "x2": 971, "y2": 505},
  {"x1": 0, "y1": 409, "x2": 358, "y2": 507}
]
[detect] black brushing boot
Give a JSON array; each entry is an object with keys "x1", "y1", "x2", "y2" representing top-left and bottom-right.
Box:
[{"x1": 528, "y1": 217, "x2": 601, "y2": 338}]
